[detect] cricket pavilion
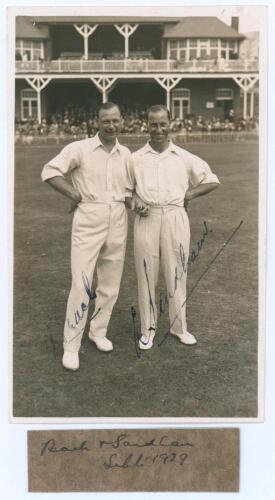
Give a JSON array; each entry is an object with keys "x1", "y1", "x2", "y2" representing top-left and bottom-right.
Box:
[{"x1": 15, "y1": 15, "x2": 259, "y2": 123}]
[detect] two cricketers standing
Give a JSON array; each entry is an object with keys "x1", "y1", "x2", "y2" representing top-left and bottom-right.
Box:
[{"x1": 42, "y1": 103, "x2": 219, "y2": 370}]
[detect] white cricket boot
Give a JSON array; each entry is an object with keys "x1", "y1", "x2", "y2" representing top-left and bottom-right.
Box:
[
  {"x1": 173, "y1": 331, "x2": 197, "y2": 345},
  {"x1": 89, "y1": 334, "x2": 113, "y2": 352},
  {"x1": 62, "y1": 351, "x2": 80, "y2": 371},
  {"x1": 138, "y1": 331, "x2": 156, "y2": 350}
]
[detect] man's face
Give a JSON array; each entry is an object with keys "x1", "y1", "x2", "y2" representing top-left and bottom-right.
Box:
[
  {"x1": 98, "y1": 106, "x2": 122, "y2": 142},
  {"x1": 148, "y1": 110, "x2": 170, "y2": 145}
]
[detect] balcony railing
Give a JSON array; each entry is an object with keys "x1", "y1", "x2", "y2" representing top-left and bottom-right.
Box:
[{"x1": 15, "y1": 58, "x2": 259, "y2": 74}]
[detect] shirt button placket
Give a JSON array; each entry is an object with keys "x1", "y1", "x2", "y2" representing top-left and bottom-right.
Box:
[
  {"x1": 106, "y1": 155, "x2": 112, "y2": 192},
  {"x1": 156, "y1": 161, "x2": 159, "y2": 203}
]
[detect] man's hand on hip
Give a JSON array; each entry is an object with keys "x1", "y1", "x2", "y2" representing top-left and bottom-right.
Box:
[
  {"x1": 184, "y1": 182, "x2": 219, "y2": 207},
  {"x1": 45, "y1": 176, "x2": 82, "y2": 212}
]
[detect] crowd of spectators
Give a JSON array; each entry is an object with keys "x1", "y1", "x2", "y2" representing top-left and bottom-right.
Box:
[{"x1": 15, "y1": 105, "x2": 259, "y2": 143}]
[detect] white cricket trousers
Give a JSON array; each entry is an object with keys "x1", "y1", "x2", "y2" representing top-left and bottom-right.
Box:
[
  {"x1": 134, "y1": 205, "x2": 190, "y2": 338},
  {"x1": 63, "y1": 202, "x2": 128, "y2": 353}
]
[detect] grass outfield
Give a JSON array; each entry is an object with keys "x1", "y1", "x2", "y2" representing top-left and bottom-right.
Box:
[{"x1": 13, "y1": 140, "x2": 259, "y2": 418}]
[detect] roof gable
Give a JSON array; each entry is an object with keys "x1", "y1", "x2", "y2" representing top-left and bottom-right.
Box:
[
  {"x1": 163, "y1": 17, "x2": 245, "y2": 39},
  {"x1": 16, "y1": 17, "x2": 49, "y2": 38}
]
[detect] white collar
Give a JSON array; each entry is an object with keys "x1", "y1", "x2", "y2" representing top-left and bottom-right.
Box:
[
  {"x1": 142, "y1": 139, "x2": 179, "y2": 155},
  {"x1": 90, "y1": 133, "x2": 122, "y2": 153}
]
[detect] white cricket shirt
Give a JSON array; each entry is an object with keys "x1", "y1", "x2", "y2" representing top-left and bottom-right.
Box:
[
  {"x1": 132, "y1": 140, "x2": 220, "y2": 206},
  {"x1": 41, "y1": 133, "x2": 134, "y2": 203}
]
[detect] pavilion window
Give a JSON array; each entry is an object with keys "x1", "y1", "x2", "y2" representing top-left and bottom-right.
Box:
[
  {"x1": 198, "y1": 38, "x2": 209, "y2": 59},
  {"x1": 220, "y1": 39, "x2": 228, "y2": 59},
  {"x1": 168, "y1": 39, "x2": 188, "y2": 60},
  {"x1": 210, "y1": 39, "x2": 219, "y2": 59},
  {"x1": 228, "y1": 40, "x2": 238, "y2": 59},
  {"x1": 21, "y1": 89, "x2": 38, "y2": 121},
  {"x1": 169, "y1": 40, "x2": 178, "y2": 59},
  {"x1": 189, "y1": 39, "x2": 198, "y2": 60},
  {"x1": 172, "y1": 88, "x2": 191, "y2": 118},
  {"x1": 178, "y1": 39, "x2": 187, "y2": 60},
  {"x1": 216, "y1": 88, "x2": 233, "y2": 100},
  {"x1": 16, "y1": 39, "x2": 44, "y2": 61}
]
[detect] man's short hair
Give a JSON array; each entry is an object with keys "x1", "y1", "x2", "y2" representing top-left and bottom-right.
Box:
[
  {"x1": 98, "y1": 102, "x2": 121, "y2": 117},
  {"x1": 147, "y1": 104, "x2": 170, "y2": 121}
]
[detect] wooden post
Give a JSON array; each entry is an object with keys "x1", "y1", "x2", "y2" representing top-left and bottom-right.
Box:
[
  {"x1": 250, "y1": 91, "x2": 254, "y2": 118},
  {"x1": 37, "y1": 90, "x2": 41, "y2": 123}
]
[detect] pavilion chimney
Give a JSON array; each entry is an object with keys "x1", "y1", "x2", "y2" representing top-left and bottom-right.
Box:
[{"x1": 231, "y1": 17, "x2": 239, "y2": 32}]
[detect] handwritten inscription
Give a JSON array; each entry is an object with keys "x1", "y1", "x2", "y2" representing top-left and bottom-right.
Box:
[
  {"x1": 30, "y1": 429, "x2": 239, "y2": 492},
  {"x1": 100, "y1": 433, "x2": 192, "y2": 471},
  {"x1": 104, "y1": 452, "x2": 188, "y2": 470},
  {"x1": 167, "y1": 220, "x2": 210, "y2": 302},
  {"x1": 66, "y1": 272, "x2": 98, "y2": 330},
  {"x1": 189, "y1": 220, "x2": 210, "y2": 266},
  {"x1": 143, "y1": 258, "x2": 157, "y2": 334},
  {"x1": 129, "y1": 221, "x2": 212, "y2": 354},
  {"x1": 41, "y1": 439, "x2": 90, "y2": 456},
  {"x1": 168, "y1": 242, "x2": 188, "y2": 299},
  {"x1": 158, "y1": 220, "x2": 244, "y2": 347},
  {"x1": 40, "y1": 433, "x2": 193, "y2": 472},
  {"x1": 99, "y1": 433, "x2": 193, "y2": 449},
  {"x1": 129, "y1": 220, "x2": 243, "y2": 352},
  {"x1": 130, "y1": 306, "x2": 141, "y2": 358}
]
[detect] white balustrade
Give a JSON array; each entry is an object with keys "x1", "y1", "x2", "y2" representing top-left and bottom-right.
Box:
[
  {"x1": 83, "y1": 60, "x2": 103, "y2": 71},
  {"x1": 105, "y1": 60, "x2": 124, "y2": 71},
  {"x1": 15, "y1": 58, "x2": 259, "y2": 74}
]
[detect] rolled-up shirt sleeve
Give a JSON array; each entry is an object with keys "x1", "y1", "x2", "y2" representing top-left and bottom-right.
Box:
[
  {"x1": 188, "y1": 155, "x2": 220, "y2": 187},
  {"x1": 41, "y1": 142, "x2": 80, "y2": 182}
]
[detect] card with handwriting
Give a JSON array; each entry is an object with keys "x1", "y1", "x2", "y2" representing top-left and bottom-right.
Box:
[{"x1": 28, "y1": 428, "x2": 239, "y2": 492}]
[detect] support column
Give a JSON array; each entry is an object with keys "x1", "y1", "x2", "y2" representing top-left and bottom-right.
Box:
[
  {"x1": 243, "y1": 90, "x2": 247, "y2": 119},
  {"x1": 250, "y1": 91, "x2": 254, "y2": 118},
  {"x1": 155, "y1": 76, "x2": 182, "y2": 112},
  {"x1": 114, "y1": 24, "x2": 138, "y2": 58},
  {"x1": 74, "y1": 24, "x2": 98, "y2": 60},
  {"x1": 90, "y1": 77, "x2": 117, "y2": 103},
  {"x1": 166, "y1": 89, "x2": 170, "y2": 110},
  {"x1": 232, "y1": 75, "x2": 259, "y2": 119},
  {"x1": 26, "y1": 77, "x2": 51, "y2": 123}
]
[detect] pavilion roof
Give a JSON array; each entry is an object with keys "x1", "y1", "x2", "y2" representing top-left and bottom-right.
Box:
[
  {"x1": 162, "y1": 17, "x2": 244, "y2": 39},
  {"x1": 16, "y1": 17, "x2": 49, "y2": 38}
]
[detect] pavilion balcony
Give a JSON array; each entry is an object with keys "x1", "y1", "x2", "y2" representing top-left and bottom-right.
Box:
[{"x1": 15, "y1": 58, "x2": 259, "y2": 74}]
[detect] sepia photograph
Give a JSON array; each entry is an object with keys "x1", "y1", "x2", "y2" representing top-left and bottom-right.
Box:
[{"x1": 11, "y1": 5, "x2": 265, "y2": 420}]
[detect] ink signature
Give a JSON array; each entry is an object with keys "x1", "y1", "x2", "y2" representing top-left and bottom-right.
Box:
[
  {"x1": 40, "y1": 438, "x2": 90, "y2": 456},
  {"x1": 167, "y1": 220, "x2": 210, "y2": 302},
  {"x1": 143, "y1": 259, "x2": 157, "y2": 334},
  {"x1": 130, "y1": 306, "x2": 141, "y2": 358},
  {"x1": 130, "y1": 220, "x2": 243, "y2": 354},
  {"x1": 129, "y1": 221, "x2": 212, "y2": 354},
  {"x1": 64, "y1": 272, "x2": 100, "y2": 345},
  {"x1": 101, "y1": 434, "x2": 191, "y2": 470},
  {"x1": 158, "y1": 220, "x2": 244, "y2": 346},
  {"x1": 99, "y1": 433, "x2": 193, "y2": 449},
  {"x1": 189, "y1": 220, "x2": 210, "y2": 266}
]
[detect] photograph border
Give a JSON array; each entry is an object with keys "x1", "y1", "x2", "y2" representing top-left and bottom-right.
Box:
[{"x1": 8, "y1": 3, "x2": 267, "y2": 424}]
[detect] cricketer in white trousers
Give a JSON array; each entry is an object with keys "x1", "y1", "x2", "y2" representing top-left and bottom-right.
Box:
[
  {"x1": 41, "y1": 134, "x2": 134, "y2": 353},
  {"x1": 132, "y1": 140, "x2": 220, "y2": 339},
  {"x1": 134, "y1": 204, "x2": 190, "y2": 337}
]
